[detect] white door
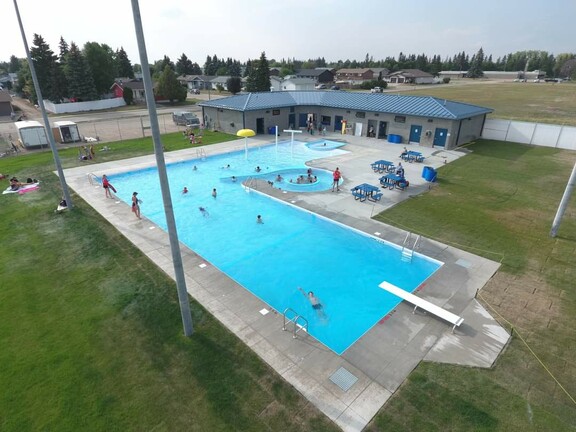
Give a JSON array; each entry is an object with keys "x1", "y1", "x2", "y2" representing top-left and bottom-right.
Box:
[{"x1": 354, "y1": 123, "x2": 363, "y2": 136}]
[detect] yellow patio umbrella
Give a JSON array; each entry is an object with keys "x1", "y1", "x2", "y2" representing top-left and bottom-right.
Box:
[{"x1": 237, "y1": 129, "x2": 255, "y2": 159}]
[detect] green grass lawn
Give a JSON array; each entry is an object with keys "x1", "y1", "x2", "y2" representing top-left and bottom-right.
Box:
[
  {"x1": 0, "y1": 135, "x2": 338, "y2": 432},
  {"x1": 367, "y1": 140, "x2": 576, "y2": 431},
  {"x1": 1, "y1": 136, "x2": 575, "y2": 431},
  {"x1": 401, "y1": 81, "x2": 576, "y2": 126}
]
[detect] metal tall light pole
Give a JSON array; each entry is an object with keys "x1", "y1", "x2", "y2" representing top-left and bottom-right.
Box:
[
  {"x1": 130, "y1": 0, "x2": 193, "y2": 336},
  {"x1": 13, "y1": 0, "x2": 73, "y2": 209},
  {"x1": 550, "y1": 160, "x2": 576, "y2": 237}
]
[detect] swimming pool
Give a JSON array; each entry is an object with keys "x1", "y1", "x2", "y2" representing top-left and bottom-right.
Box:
[{"x1": 109, "y1": 140, "x2": 442, "y2": 354}]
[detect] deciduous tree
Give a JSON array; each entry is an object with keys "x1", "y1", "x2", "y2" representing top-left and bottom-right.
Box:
[{"x1": 83, "y1": 42, "x2": 117, "y2": 95}]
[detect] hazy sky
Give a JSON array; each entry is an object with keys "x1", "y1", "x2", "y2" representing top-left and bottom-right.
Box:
[{"x1": 2, "y1": 0, "x2": 575, "y2": 66}]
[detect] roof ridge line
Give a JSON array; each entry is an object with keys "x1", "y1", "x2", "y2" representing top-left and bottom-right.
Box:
[{"x1": 243, "y1": 93, "x2": 252, "y2": 111}]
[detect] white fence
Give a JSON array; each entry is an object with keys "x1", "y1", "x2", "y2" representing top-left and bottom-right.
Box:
[
  {"x1": 43, "y1": 98, "x2": 126, "y2": 114},
  {"x1": 482, "y1": 119, "x2": 576, "y2": 150}
]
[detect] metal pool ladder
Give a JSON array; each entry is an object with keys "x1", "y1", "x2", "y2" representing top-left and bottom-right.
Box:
[
  {"x1": 87, "y1": 172, "x2": 99, "y2": 186},
  {"x1": 243, "y1": 176, "x2": 258, "y2": 192},
  {"x1": 282, "y1": 308, "x2": 308, "y2": 339},
  {"x1": 401, "y1": 232, "x2": 421, "y2": 262},
  {"x1": 196, "y1": 148, "x2": 207, "y2": 160}
]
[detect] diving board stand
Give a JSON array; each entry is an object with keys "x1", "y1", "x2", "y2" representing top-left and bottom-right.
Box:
[{"x1": 379, "y1": 281, "x2": 464, "y2": 332}]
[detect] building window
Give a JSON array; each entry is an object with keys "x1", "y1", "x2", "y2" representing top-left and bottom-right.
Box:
[
  {"x1": 272, "y1": 109, "x2": 280, "y2": 116},
  {"x1": 355, "y1": 112, "x2": 366, "y2": 119},
  {"x1": 290, "y1": 107, "x2": 295, "y2": 113},
  {"x1": 394, "y1": 115, "x2": 406, "y2": 123},
  {"x1": 321, "y1": 115, "x2": 331, "y2": 125}
]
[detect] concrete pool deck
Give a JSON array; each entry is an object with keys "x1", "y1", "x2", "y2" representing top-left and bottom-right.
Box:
[{"x1": 62, "y1": 133, "x2": 510, "y2": 432}]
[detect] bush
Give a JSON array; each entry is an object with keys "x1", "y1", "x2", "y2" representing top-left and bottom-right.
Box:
[{"x1": 442, "y1": 77, "x2": 451, "y2": 84}]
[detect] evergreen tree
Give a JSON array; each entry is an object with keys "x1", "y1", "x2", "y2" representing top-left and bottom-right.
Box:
[
  {"x1": 245, "y1": 52, "x2": 270, "y2": 92},
  {"x1": 243, "y1": 59, "x2": 252, "y2": 78},
  {"x1": 123, "y1": 86, "x2": 134, "y2": 105},
  {"x1": 153, "y1": 56, "x2": 175, "y2": 78},
  {"x1": 58, "y1": 36, "x2": 69, "y2": 61},
  {"x1": 229, "y1": 60, "x2": 241, "y2": 77},
  {"x1": 83, "y1": 42, "x2": 117, "y2": 95},
  {"x1": 157, "y1": 65, "x2": 186, "y2": 103},
  {"x1": 466, "y1": 48, "x2": 484, "y2": 78},
  {"x1": 190, "y1": 62, "x2": 202, "y2": 75},
  {"x1": 176, "y1": 53, "x2": 194, "y2": 75},
  {"x1": 29, "y1": 34, "x2": 58, "y2": 102},
  {"x1": 49, "y1": 62, "x2": 68, "y2": 102},
  {"x1": 65, "y1": 42, "x2": 98, "y2": 101},
  {"x1": 116, "y1": 47, "x2": 134, "y2": 78},
  {"x1": 9, "y1": 55, "x2": 20, "y2": 73},
  {"x1": 226, "y1": 76, "x2": 242, "y2": 94}
]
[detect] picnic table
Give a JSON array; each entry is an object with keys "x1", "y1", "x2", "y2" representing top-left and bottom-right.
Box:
[
  {"x1": 401, "y1": 151, "x2": 425, "y2": 163},
  {"x1": 379, "y1": 174, "x2": 410, "y2": 191},
  {"x1": 351, "y1": 183, "x2": 383, "y2": 202},
  {"x1": 370, "y1": 160, "x2": 395, "y2": 173}
]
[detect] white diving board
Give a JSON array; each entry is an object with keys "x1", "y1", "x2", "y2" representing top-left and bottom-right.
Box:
[{"x1": 379, "y1": 281, "x2": 464, "y2": 332}]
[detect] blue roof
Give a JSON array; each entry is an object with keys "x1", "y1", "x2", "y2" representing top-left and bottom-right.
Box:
[{"x1": 199, "y1": 91, "x2": 493, "y2": 120}]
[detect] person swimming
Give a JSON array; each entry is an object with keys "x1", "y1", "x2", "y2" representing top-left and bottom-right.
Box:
[{"x1": 198, "y1": 206, "x2": 209, "y2": 217}]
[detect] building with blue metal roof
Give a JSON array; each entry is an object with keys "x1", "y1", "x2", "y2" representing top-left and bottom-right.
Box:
[{"x1": 198, "y1": 91, "x2": 493, "y2": 149}]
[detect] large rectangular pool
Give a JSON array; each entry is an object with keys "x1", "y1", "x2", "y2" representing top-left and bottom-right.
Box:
[{"x1": 108, "y1": 140, "x2": 442, "y2": 354}]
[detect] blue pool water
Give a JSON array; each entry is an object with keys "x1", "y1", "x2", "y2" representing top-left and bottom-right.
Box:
[{"x1": 109, "y1": 140, "x2": 442, "y2": 354}]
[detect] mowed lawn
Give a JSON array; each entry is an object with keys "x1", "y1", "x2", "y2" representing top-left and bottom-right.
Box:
[
  {"x1": 1, "y1": 128, "x2": 576, "y2": 430},
  {"x1": 0, "y1": 135, "x2": 338, "y2": 432},
  {"x1": 399, "y1": 81, "x2": 576, "y2": 126},
  {"x1": 368, "y1": 140, "x2": 576, "y2": 431}
]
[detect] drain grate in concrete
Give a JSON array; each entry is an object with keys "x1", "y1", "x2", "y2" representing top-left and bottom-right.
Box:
[{"x1": 329, "y1": 367, "x2": 358, "y2": 392}]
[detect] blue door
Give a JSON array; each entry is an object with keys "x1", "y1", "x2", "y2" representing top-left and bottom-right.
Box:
[
  {"x1": 433, "y1": 128, "x2": 448, "y2": 147},
  {"x1": 409, "y1": 125, "x2": 422, "y2": 143},
  {"x1": 288, "y1": 114, "x2": 295, "y2": 129},
  {"x1": 335, "y1": 116, "x2": 343, "y2": 132},
  {"x1": 298, "y1": 113, "x2": 308, "y2": 128}
]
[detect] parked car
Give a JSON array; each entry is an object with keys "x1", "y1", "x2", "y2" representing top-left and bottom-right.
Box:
[
  {"x1": 189, "y1": 88, "x2": 200, "y2": 94},
  {"x1": 330, "y1": 85, "x2": 340, "y2": 90},
  {"x1": 315, "y1": 84, "x2": 327, "y2": 89},
  {"x1": 172, "y1": 111, "x2": 200, "y2": 126},
  {"x1": 370, "y1": 87, "x2": 383, "y2": 93}
]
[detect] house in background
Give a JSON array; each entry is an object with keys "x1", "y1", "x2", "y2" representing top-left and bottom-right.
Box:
[
  {"x1": 210, "y1": 76, "x2": 247, "y2": 91},
  {"x1": 178, "y1": 75, "x2": 216, "y2": 91},
  {"x1": 334, "y1": 68, "x2": 374, "y2": 85},
  {"x1": 294, "y1": 69, "x2": 334, "y2": 84},
  {"x1": 281, "y1": 77, "x2": 315, "y2": 91},
  {"x1": 386, "y1": 69, "x2": 434, "y2": 84},
  {"x1": 0, "y1": 90, "x2": 13, "y2": 117},
  {"x1": 270, "y1": 77, "x2": 316, "y2": 91},
  {"x1": 110, "y1": 78, "x2": 146, "y2": 103}
]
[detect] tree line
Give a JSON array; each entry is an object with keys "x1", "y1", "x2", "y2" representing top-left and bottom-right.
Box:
[{"x1": 2, "y1": 39, "x2": 576, "y2": 103}]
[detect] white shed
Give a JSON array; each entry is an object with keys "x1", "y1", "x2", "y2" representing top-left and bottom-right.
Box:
[
  {"x1": 52, "y1": 120, "x2": 81, "y2": 143},
  {"x1": 15, "y1": 120, "x2": 49, "y2": 148}
]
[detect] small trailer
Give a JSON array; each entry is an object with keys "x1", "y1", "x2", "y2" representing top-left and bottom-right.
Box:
[
  {"x1": 52, "y1": 120, "x2": 81, "y2": 143},
  {"x1": 15, "y1": 120, "x2": 49, "y2": 148}
]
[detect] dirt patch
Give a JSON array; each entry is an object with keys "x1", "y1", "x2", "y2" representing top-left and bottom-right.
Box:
[{"x1": 479, "y1": 271, "x2": 561, "y2": 332}]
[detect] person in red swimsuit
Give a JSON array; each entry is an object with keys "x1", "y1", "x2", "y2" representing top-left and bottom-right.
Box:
[
  {"x1": 102, "y1": 174, "x2": 116, "y2": 198},
  {"x1": 332, "y1": 167, "x2": 341, "y2": 192}
]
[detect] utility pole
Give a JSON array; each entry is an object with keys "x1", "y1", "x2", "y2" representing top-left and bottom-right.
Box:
[
  {"x1": 13, "y1": 0, "x2": 73, "y2": 209},
  {"x1": 550, "y1": 160, "x2": 576, "y2": 237},
  {"x1": 130, "y1": 0, "x2": 193, "y2": 336}
]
